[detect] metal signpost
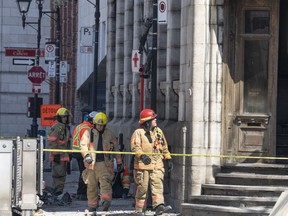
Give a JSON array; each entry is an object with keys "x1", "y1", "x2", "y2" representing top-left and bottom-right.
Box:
[{"x1": 27, "y1": 66, "x2": 46, "y2": 137}]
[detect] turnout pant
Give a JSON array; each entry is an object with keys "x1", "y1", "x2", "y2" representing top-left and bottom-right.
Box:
[
  {"x1": 134, "y1": 168, "x2": 165, "y2": 212},
  {"x1": 87, "y1": 161, "x2": 114, "y2": 208}
]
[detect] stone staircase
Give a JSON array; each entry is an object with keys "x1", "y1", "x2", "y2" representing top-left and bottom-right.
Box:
[{"x1": 181, "y1": 163, "x2": 288, "y2": 216}]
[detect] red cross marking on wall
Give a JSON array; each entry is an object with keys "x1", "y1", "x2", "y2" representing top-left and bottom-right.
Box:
[{"x1": 133, "y1": 52, "x2": 139, "y2": 67}]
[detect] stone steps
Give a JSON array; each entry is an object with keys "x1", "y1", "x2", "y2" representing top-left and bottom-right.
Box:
[
  {"x1": 202, "y1": 184, "x2": 288, "y2": 197},
  {"x1": 216, "y1": 172, "x2": 288, "y2": 186},
  {"x1": 190, "y1": 195, "x2": 277, "y2": 207},
  {"x1": 181, "y1": 204, "x2": 271, "y2": 216},
  {"x1": 221, "y1": 163, "x2": 288, "y2": 175},
  {"x1": 181, "y1": 163, "x2": 288, "y2": 216}
]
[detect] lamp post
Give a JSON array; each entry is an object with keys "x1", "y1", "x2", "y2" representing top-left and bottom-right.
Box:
[
  {"x1": 16, "y1": 0, "x2": 32, "y2": 29},
  {"x1": 17, "y1": 0, "x2": 61, "y2": 136},
  {"x1": 17, "y1": 0, "x2": 43, "y2": 138}
]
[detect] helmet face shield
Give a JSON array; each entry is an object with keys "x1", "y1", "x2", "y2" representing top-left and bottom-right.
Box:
[
  {"x1": 89, "y1": 111, "x2": 98, "y2": 119},
  {"x1": 87, "y1": 111, "x2": 97, "y2": 123}
]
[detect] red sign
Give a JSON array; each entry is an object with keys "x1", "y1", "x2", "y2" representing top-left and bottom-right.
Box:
[
  {"x1": 28, "y1": 66, "x2": 46, "y2": 84},
  {"x1": 5, "y1": 48, "x2": 44, "y2": 57}
]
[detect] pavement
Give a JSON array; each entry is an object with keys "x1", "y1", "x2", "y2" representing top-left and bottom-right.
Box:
[{"x1": 39, "y1": 170, "x2": 180, "y2": 216}]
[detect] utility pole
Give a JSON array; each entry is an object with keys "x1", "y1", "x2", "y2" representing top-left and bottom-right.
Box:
[
  {"x1": 151, "y1": 0, "x2": 158, "y2": 112},
  {"x1": 92, "y1": 0, "x2": 100, "y2": 111},
  {"x1": 55, "y1": 6, "x2": 61, "y2": 104}
]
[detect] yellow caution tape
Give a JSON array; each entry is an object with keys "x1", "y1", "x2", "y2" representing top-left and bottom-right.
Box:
[{"x1": 42, "y1": 148, "x2": 288, "y2": 161}]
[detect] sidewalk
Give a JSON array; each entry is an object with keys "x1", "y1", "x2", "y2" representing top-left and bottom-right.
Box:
[{"x1": 41, "y1": 171, "x2": 180, "y2": 216}]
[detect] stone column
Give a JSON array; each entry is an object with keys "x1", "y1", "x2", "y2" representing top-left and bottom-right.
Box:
[
  {"x1": 123, "y1": 0, "x2": 134, "y2": 119},
  {"x1": 106, "y1": 0, "x2": 116, "y2": 118}
]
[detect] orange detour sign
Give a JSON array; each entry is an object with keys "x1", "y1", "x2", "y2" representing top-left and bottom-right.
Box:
[{"x1": 40, "y1": 104, "x2": 61, "y2": 126}]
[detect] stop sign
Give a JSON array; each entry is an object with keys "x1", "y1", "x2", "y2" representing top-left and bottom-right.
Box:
[{"x1": 28, "y1": 66, "x2": 46, "y2": 84}]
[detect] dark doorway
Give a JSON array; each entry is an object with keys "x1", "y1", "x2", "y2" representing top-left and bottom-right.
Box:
[{"x1": 276, "y1": 0, "x2": 288, "y2": 162}]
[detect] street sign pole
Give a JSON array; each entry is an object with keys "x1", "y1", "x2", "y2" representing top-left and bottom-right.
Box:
[
  {"x1": 30, "y1": 2, "x2": 43, "y2": 138},
  {"x1": 55, "y1": 6, "x2": 60, "y2": 104}
]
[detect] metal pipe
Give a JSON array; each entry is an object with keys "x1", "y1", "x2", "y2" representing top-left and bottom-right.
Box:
[
  {"x1": 37, "y1": 136, "x2": 44, "y2": 196},
  {"x1": 182, "y1": 126, "x2": 187, "y2": 202}
]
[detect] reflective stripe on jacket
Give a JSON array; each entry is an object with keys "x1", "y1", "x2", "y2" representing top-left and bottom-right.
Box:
[
  {"x1": 130, "y1": 126, "x2": 171, "y2": 170},
  {"x1": 72, "y1": 121, "x2": 93, "y2": 150},
  {"x1": 121, "y1": 165, "x2": 130, "y2": 190},
  {"x1": 48, "y1": 121, "x2": 70, "y2": 162},
  {"x1": 80, "y1": 128, "x2": 122, "y2": 170}
]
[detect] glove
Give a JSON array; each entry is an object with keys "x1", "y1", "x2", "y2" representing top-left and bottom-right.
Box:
[
  {"x1": 140, "y1": 154, "x2": 151, "y2": 165},
  {"x1": 84, "y1": 154, "x2": 93, "y2": 164},
  {"x1": 53, "y1": 154, "x2": 61, "y2": 163},
  {"x1": 117, "y1": 163, "x2": 124, "y2": 172},
  {"x1": 166, "y1": 159, "x2": 173, "y2": 172}
]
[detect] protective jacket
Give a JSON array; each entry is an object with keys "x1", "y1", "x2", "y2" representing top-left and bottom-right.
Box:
[
  {"x1": 48, "y1": 121, "x2": 70, "y2": 162},
  {"x1": 72, "y1": 121, "x2": 93, "y2": 150},
  {"x1": 80, "y1": 128, "x2": 122, "y2": 171},
  {"x1": 130, "y1": 126, "x2": 171, "y2": 170}
]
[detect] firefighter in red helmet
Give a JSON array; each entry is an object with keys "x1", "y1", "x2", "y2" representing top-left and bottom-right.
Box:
[{"x1": 130, "y1": 109, "x2": 173, "y2": 215}]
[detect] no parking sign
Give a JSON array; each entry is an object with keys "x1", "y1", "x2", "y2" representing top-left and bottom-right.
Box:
[
  {"x1": 44, "y1": 42, "x2": 56, "y2": 61},
  {"x1": 158, "y1": 0, "x2": 167, "y2": 24}
]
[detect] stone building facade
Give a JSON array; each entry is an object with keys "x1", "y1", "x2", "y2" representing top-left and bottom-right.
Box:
[
  {"x1": 1, "y1": 0, "x2": 285, "y2": 212},
  {"x1": 94, "y1": 0, "x2": 287, "y2": 212},
  {"x1": 103, "y1": 0, "x2": 224, "y2": 211}
]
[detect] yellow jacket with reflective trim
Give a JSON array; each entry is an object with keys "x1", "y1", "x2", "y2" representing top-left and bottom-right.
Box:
[
  {"x1": 80, "y1": 127, "x2": 122, "y2": 171},
  {"x1": 130, "y1": 126, "x2": 171, "y2": 170},
  {"x1": 47, "y1": 121, "x2": 70, "y2": 162},
  {"x1": 72, "y1": 121, "x2": 93, "y2": 150}
]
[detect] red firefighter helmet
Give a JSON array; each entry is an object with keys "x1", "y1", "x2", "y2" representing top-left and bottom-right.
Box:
[{"x1": 139, "y1": 109, "x2": 157, "y2": 124}]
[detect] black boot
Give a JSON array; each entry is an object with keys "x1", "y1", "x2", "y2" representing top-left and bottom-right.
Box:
[
  {"x1": 88, "y1": 207, "x2": 97, "y2": 216},
  {"x1": 154, "y1": 204, "x2": 172, "y2": 215},
  {"x1": 102, "y1": 200, "x2": 110, "y2": 211}
]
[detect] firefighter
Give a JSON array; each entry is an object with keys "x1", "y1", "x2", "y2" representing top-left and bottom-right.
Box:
[
  {"x1": 47, "y1": 107, "x2": 72, "y2": 196},
  {"x1": 79, "y1": 112, "x2": 123, "y2": 215},
  {"x1": 72, "y1": 111, "x2": 97, "y2": 200},
  {"x1": 130, "y1": 109, "x2": 173, "y2": 215}
]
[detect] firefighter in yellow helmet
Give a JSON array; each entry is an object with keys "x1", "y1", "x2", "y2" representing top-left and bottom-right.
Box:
[
  {"x1": 47, "y1": 107, "x2": 72, "y2": 196},
  {"x1": 79, "y1": 112, "x2": 122, "y2": 215},
  {"x1": 130, "y1": 109, "x2": 173, "y2": 215}
]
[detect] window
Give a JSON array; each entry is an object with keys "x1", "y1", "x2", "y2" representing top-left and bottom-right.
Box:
[
  {"x1": 243, "y1": 10, "x2": 270, "y2": 113},
  {"x1": 245, "y1": 10, "x2": 270, "y2": 34}
]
